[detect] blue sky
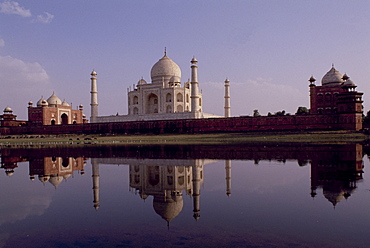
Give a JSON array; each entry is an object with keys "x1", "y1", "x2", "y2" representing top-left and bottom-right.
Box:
[{"x1": 1, "y1": 0, "x2": 370, "y2": 120}]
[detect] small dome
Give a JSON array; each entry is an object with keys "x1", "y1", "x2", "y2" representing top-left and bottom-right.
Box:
[
  {"x1": 37, "y1": 98, "x2": 45, "y2": 107},
  {"x1": 343, "y1": 79, "x2": 356, "y2": 87},
  {"x1": 38, "y1": 175, "x2": 50, "y2": 183},
  {"x1": 308, "y1": 76, "x2": 316, "y2": 83},
  {"x1": 47, "y1": 93, "x2": 62, "y2": 106},
  {"x1": 169, "y1": 76, "x2": 181, "y2": 83},
  {"x1": 41, "y1": 100, "x2": 48, "y2": 106},
  {"x1": 91, "y1": 70, "x2": 97, "y2": 76},
  {"x1": 151, "y1": 54, "x2": 181, "y2": 84},
  {"x1": 3, "y1": 106, "x2": 12, "y2": 113},
  {"x1": 321, "y1": 66, "x2": 343, "y2": 86},
  {"x1": 28, "y1": 101, "x2": 33, "y2": 106},
  {"x1": 5, "y1": 170, "x2": 14, "y2": 176},
  {"x1": 137, "y1": 78, "x2": 147, "y2": 85},
  {"x1": 49, "y1": 175, "x2": 63, "y2": 187},
  {"x1": 62, "y1": 100, "x2": 70, "y2": 106}
]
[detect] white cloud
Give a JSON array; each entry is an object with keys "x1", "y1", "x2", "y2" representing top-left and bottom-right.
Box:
[
  {"x1": 0, "y1": 55, "x2": 51, "y2": 119},
  {"x1": 0, "y1": 38, "x2": 4, "y2": 47},
  {"x1": 0, "y1": 55, "x2": 49, "y2": 84},
  {"x1": 35, "y1": 11, "x2": 54, "y2": 24},
  {"x1": 0, "y1": 1, "x2": 31, "y2": 17}
]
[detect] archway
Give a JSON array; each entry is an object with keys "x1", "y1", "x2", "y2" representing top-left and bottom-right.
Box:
[
  {"x1": 146, "y1": 93, "x2": 158, "y2": 114},
  {"x1": 61, "y1": 113, "x2": 68, "y2": 125}
]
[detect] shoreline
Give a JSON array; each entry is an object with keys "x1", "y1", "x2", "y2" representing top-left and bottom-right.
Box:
[{"x1": 0, "y1": 130, "x2": 368, "y2": 147}]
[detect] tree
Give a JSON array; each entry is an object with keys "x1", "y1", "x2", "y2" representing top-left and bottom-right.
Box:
[
  {"x1": 253, "y1": 109, "x2": 261, "y2": 117},
  {"x1": 296, "y1": 106, "x2": 309, "y2": 115}
]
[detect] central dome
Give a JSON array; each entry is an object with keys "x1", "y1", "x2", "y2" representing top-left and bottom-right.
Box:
[
  {"x1": 321, "y1": 66, "x2": 343, "y2": 86},
  {"x1": 150, "y1": 55, "x2": 181, "y2": 84}
]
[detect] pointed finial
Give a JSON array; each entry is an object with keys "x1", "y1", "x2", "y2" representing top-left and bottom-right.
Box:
[{"x1": 164, "y1": 47, "x2": 167, "y2": 56}]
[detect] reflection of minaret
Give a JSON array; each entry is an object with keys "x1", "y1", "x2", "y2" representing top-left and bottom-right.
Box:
[
  {"x1": 225, "y1": 160, "x2": 231, "y2": 196},
  {"x1": 192, "y1": 161, "x2": 202, "y2": 220},
  {"x1": 91, "y1": 158, "x2": 100, "y2": 210}
]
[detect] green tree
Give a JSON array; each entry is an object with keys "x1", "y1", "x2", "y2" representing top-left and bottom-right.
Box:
[
  {"x1": 253, "y1": 109, "x2": 261, "y2": 117},
  {"x1": 296, "y1": 106, "x2": 309, "y2": 115}
]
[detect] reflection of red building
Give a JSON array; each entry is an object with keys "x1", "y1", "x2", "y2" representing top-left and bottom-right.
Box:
[
  {"x1": 28, "y1": 93, "x2": 86, "y2": 125},
  {"x1": 310, "y1": 144, "x2": 364, "y2": 207},
  {"x1": 29, "y1": 157, "x2": 86, "y2": 187},
  {"x1": 0, "y1": 155, "x2": 27, "y2": 176}
]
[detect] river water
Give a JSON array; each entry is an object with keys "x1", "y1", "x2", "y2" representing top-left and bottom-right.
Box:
[{"x1": 0, "y1": 144, "x2": 369, "y2": 248}]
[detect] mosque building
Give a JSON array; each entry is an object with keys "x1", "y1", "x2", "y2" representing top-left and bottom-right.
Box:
[
  {"x1": 27, "y1": 93, "x2": 86, "y2": 125},
  {"x1": 90, "y1": 50, "x2": 225, "y2": 123}
]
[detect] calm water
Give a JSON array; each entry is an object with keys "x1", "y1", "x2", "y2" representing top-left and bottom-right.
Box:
[{"x1": 0, "y1": 144, "x2": 369, "y2": 248}]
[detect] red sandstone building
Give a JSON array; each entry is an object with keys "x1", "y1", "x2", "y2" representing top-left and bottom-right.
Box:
[
  {"x1": 309, "y1": 66, "x2": 363, "y2": 130},
  {"x1": 27, "y1": 93, "x2": 87, "y2": 125}
]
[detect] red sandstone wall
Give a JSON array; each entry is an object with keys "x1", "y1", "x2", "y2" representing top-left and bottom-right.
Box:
[{"x1": 0, "y1": 113, "x2": 362, "y2": 136}]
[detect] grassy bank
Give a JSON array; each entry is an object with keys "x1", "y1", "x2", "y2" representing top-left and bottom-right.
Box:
[{"x1": 0, "y1": 130, "x2": 368, "y2": 147}]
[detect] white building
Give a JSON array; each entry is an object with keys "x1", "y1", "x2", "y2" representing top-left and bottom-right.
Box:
[{"x1": 90, "y1": 51, "x2": 227, "y2": 123}]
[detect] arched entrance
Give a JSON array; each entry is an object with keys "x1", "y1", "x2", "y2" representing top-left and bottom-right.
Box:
[
  {"x1": 146, "y1": 93, "x2": 158, "y2": 114},
  {"x1": 61, "y1": 113, "x2": 68, "y2": 125}
]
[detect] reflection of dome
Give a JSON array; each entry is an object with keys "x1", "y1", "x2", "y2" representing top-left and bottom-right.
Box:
[
  {"x1": 151, "y1": 55, "x2": 181, "y2": 84},
  {"x1": 153, "y1": 194, "x2": 183, "y2": 223},
  {"x1": 39, "y1": 175, "x2": 50, "y2": 183},
  {"x1": 321, "y1": 66, "x2": 343, "y2": 86},
  {"x1": 49, "y1": 175, "x2": 63, "y2": 187},
  {"x1": 5, "y1": 170, "x2": 14, "y2": 176},
  {"x1": 323, "y1": 189, "x2": 344, "y2": 206},
  {"x1": 47, "y1": 93, "x2": 62, "y2": 106},
  {"x1": 63, "y1": 174, "x2": 71, "y2": 180}
]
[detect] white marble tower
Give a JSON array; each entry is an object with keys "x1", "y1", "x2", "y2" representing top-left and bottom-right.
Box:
[
  {"x1": 190, "y1": 57, "x2": 200, "y2": 113},
  {"x1": 90, "y1": 70, "x2": 98, "y2": 123},
  {"x1": 224, "y1": 78, "x2": 231, "y2": 117}
]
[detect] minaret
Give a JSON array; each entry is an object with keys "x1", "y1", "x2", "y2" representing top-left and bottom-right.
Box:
[
  {"x1": 225, "y1": 160, "x2": 231, "y2": 196},
  {"x1": 90, "y1": 70, "x2": 98, "y2": 123},
  {"x1": 192, "y1": 161, "x2": 202, "y2": 220},
  {"x1": 190, "y1": 57, "x2": 200, "y2": 113},
  {"x1": 91, "y1": 158, "x2": 100, "y2": 210},
  {"x1": 224, "y1": 78, "x2": 231, "y2": 117}
]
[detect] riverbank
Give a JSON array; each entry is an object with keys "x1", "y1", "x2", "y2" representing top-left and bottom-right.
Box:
[{"x1": 0, "y1": 130, "x2": 368, "y2": 147}]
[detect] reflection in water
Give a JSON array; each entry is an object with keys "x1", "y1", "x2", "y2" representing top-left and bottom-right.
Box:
[
  {"x1": 0, "y1": 144, "x2": 368, "y2": 247},
  {"x1": 310, "y1": 144, "x2": 364, "y2": 207},
  {"x1": 29, "y1": 157, "x2": 86, "y2": 187},
  {"x1": 0, "y1": 144, "x2": 365, "y2": 219}
]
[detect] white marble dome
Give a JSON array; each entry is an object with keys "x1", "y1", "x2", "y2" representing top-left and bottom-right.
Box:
[
  {"x1": 321, "y1": 66, "x2": 343, "y2": 86},
  {"x1": 3, "y1": 106, "x2": 12, "y2": 113},
  {"x1": 47, "y1": 93, "x2": 62, "y2": 106},
  {"x1": 151, "y1": 55, "x2": 181, "y2": 84},
  {"x1": 62, "y1": 100, "x2": 70, "y2": 106}
]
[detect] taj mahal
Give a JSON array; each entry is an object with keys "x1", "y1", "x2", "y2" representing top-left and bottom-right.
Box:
[{"x1": 90, "y1": 50, "x2": 229, "y2": 123}]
